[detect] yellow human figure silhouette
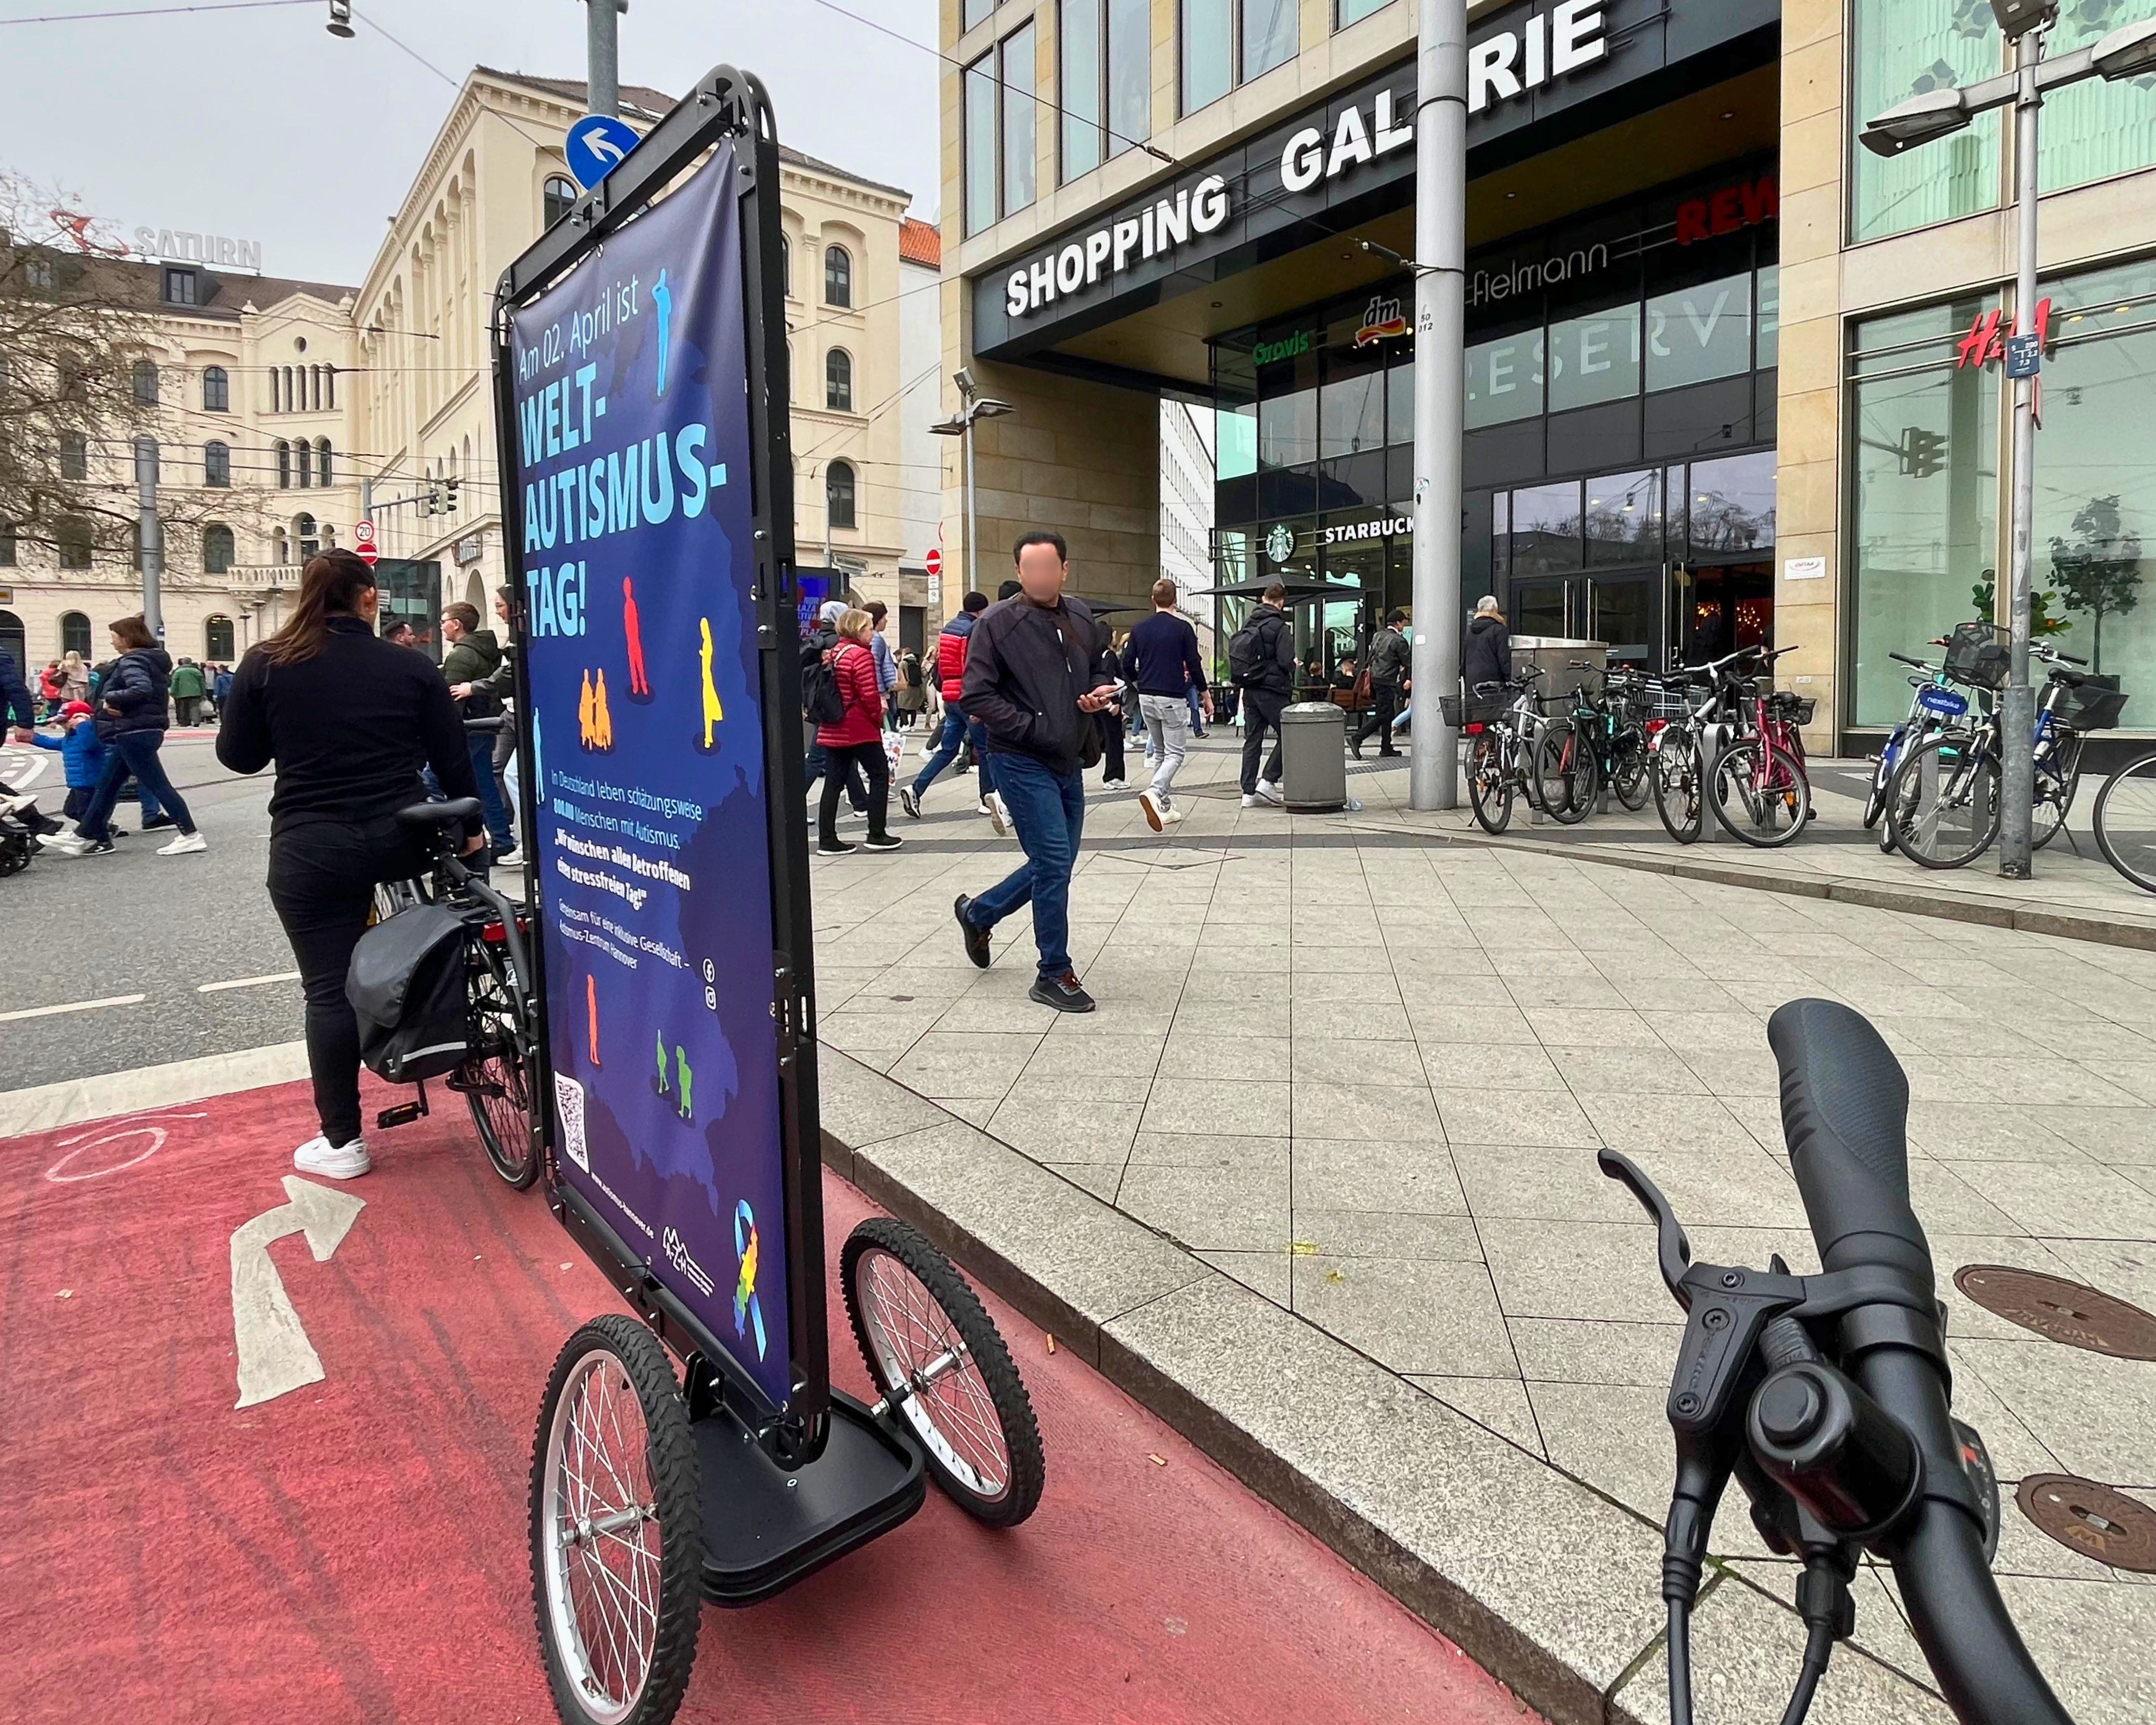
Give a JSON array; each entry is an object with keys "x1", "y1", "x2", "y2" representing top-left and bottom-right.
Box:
[
  {"x1": 594, "y1": 667, "x2": 614, "y2": 751},
  {"x1": 578, "y1": 669, "x2": 595, "y2": 749},
  {"x1": 699, "y1": 617, "x2": 724, "y2": 749}
]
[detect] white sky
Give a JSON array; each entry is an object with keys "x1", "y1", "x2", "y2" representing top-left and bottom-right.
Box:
[{"x1": 0, "y1": 0, "x2": 941, "y2": 287}]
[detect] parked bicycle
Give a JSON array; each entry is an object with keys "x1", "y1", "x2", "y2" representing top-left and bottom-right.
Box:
[
  {"x1": 2093, "y1": 744, "x2": 2156, "y2": 893},
  {"x1": 1649, "y1": 644, "x2": 1780, "y2": 845},
  {"x1": 1453, "y1": 665, "x2": 1563, "y2": 835},
  {"x1": 1862, "y1": 642, "x2": 1988, "y2": 844},
  {"x1": 1708, "y1": 651, "x2": 1812, "y2": 849},
  {"x1": 1531, "y1": 661, "x2": 1656, "y2": 824}
]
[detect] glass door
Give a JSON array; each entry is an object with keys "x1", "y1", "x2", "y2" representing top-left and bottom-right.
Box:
[{"x1": 1506, "y1": 571, "x2": 1659, "y2": 667}]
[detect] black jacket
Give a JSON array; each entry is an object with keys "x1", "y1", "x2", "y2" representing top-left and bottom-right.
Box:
[
  {"x1": 961, "y1": 593, "x2": 1115, "y2": 775},
  {"x1": 216, "y1": 616, "x2": 478, "y2": 833},
  {"x1": 1238, "y1": 605, "x2": 1295, "y2": 696},
  {"x1": 98, "y1": 647, "x2": 173, "y2": 738},
  {"x1": 1460, "y1": 615, "x2": 1513, "y2": 697},
  {"x1": 0, "y1": 649, "x2": 32, "y2": 729},
  {"x1": 1367, "y1": 625, "x2": 1411, "y2": 688}
]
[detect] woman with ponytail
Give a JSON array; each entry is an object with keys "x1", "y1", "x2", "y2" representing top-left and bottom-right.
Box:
[{"x1": 216, "y1": 549, "x2": 483, "y2": 1180}]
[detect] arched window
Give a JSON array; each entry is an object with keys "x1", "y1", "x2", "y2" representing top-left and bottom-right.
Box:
[
  {"x1": 272, "y1": 526, "x2": 289, "y2": 565},
  {"x1": 825, "y1": 347, "x2": 854, "y2": 412},
  {"x1": 59, "y1": 611, "x2": 91, "y2": 657},
  {"x1": 276, "y1": 440, "x2": 292, "y2": 488},
  {"x1": 281, "y1": 365, "x2": 294, "y2": 411},
  {"x1": 203, "y1": 525, "x2": 235, "y2": 574},
  {"x1": 294, "y1": 513, "x2": 319, "y2": 559},
  {"x1": 205, "y1": 616, "x2": 235, "y2": 660},
  {"x1": 780, "y1": 235, "x2": 791, "y2": 297},
  {"x1": 204, "y1": 441, "x2": 230, "y2": 487},
  {"x1": 132, "y1": 359, "x2": 159, "y2": 405},
  {"x1": 296, "y1": 439, "x2": 311, "y2": 488},
  {"x1": 315, "y1": 439, "x2": 332, "y2": 487},
  {"x1": 825, "y1": 461, "x2": 857, "y2": 531},
  {"x1": 56, "y1": 518, "x2": 92, "y2": 569},
  {"x1": 544, "y1": 175, "x2": 579, "y2": 229},
  {"x1": 202, "y1": 365, "x2": 229, "y2": 412},
  {"x1": 323, "y1": 366, "x2": 335, "y2": 411},
  {"x1": 824, "y1": 243, "x2": 852, "y2": 307}
]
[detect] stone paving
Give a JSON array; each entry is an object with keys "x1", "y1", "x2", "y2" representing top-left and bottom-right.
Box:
[{"x1": 809, "y1": 730, "x2": 2156, "y2": 1725}]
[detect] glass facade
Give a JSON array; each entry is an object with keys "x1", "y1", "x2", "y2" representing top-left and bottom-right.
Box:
[
  {"x1": 1846, "y1": 256, "x2": 2156, "y2": 730},
  {"x1": 964, "y1": 26, "x2": 1038, "y2": 235},
  {"x1": 1181, "y1": 0, "x2": 1297, "y2": 115},
  {"x1": 1061, "y1": 0, "x2": 1151, "y2": 183}
]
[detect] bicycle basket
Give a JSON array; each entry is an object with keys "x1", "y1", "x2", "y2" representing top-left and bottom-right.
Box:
[
  {"x1": 1766, "y1": 690, "x2": 1817, "y2": 726},
  {"x1": 2059, "y1": 674, "x2": 2128, "y2": 732},
  {"x1": 347, "y1": 904, "x2": 474, "y2": 1083},
  {"x1": 1943, "y1": 621, "x2": 2011, "y2": 691}
]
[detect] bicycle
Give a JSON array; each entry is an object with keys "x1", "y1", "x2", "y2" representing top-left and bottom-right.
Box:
[
  {"x1": 1534, "y1": 662, "x2": 1657, "y2": 824},
  {"x1": 1708, "y1": 652, "x2": 1812, "y2": 849},
  {"x1": 369, "y1": 789, "x2": 542, "y2": 1189},
  {"x1": 2093, "y1": 742, "x2": 2156, "y2": 893},
  {"x1": 1452, "y1": 665, "x2": 1562, "y2": 835},
  {"x1": 1650, "y1": 645, "x2": 1771, "y2": 845},
  {"x1": 1863, "y1": 644, "x2": 1988, "y2": 844},
  {"x1": 1606, "y1": 998, "x2": 2076, "y2": 1725}
]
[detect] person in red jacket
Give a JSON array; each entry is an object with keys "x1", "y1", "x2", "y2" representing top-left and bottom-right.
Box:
[
  {"x1": 816, "y1": 608, "x2": 902, "y2": 856},
  {"x1": 899, "y1": 589, "x2": 996, "y2": 819}
]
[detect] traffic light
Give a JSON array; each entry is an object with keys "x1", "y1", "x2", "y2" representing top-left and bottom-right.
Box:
[
  {"x1": 444, "y1": 475, "x2": 460, "y2": 514},
  {"x1": 1902, "y1": 427, "x2": 1947, "y2": 478}
]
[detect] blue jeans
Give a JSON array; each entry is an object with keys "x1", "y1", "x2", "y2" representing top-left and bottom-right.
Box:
[
  {"x1": 78, "y1": 731, "x2": 194, "y2": 841},
  {"x1": 1187, "y1": 685, "x2": 1207, "y2": 735},
  {"x1": 963, "y1": 752, "x2": 1085, "y2": 979},
  {"x1": 912, "y1": 699, "x2": 993, "y2": 800},
  {"x1": 469, "y1": 733, "x2": 514, "y2": 848}
]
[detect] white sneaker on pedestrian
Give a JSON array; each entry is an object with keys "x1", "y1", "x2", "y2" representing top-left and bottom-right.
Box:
[
  {"x1": 1139, "y1": 789, "x2": 1166, "y2": 833},
  {"x1": 1255, "y1": 779, "x2": 1285, "y2": 807},
  {"x1": 499, "y1": 847, "x2": 526, "y2": 867},
  {"x1": 986, "y1": 791, "x2": 1011, "y2": 836},
  {"x1": 1241, "y1": 793, "x2": 1261, "y2": 808},
  {"x1": 158, "y1": 830, "x2": 208, "y2": 855},
  {"x1": 975, "y1": 800, "x2": 992, "y2": 816},
  {"x1": 1163, "y1": 803, "x2": 1186, "y2": 826},
  {"x1": 38, "y1": 831, "x2": 94, "y2": 856},
  {"x1": 294, "y1": 1134, "x2": 371, "y2": 1179}
]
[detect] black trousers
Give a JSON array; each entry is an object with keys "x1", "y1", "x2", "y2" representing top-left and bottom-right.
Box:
[
  {"x1": 1240, "y1": 688, "x2": 1287, "y2": 793},
  {"x1": 268, "y1": 816, "x2": 430, "y2": 1147},
  {"x1": 819, "y1": 741, "x2": 889, "y2": 846},
  {"x1": 1098, "y1": 708, "x2": 1125, "y2": 781},
  {"x1": 1355, "y1": 683, "x2": 1403, "y2": 753}
]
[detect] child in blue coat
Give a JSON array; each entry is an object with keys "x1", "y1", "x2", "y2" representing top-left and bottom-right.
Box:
[{"x1": 33, "y1": 701, "x2": 112, "y2": 826}]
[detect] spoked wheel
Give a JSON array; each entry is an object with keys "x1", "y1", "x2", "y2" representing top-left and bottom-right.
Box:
[
  {"x1": 1611, "y1": 731, "x2": 1652, "y2": 812},
  {"x1": 1708, "y1": 740, "x2": 1811, "y2": 848},
  {"x1": 1536, "y1": 721, "x2": 1598, "y2": 824},
  {"x1": 2032, "y1": 754, "x2": 2081, "y2": 852},
  {"x1": 1886, "y1": 734, "x2": 1998, "y2": 869},
  {"x1": 1466, "y1": 732, "x2": 1514, "y2": 835},
  {"x1": 1861, "y1": 760, "x2": 1891, "y2": 831},
  {"x1": 841, "y1": 1217, "x2": 1043, "y2": 1527},
  {"x1": 464, "y1": 944, "x2": 537, "y2": 1187},
  {"x1": 2094, "y1": 750, "x2": 2156, "y2": 893},
  {"x1": 531, "y1": 1316, "x2": 703, "y2": 1725},
  {"x1": 1653, "y1": 732, "x2": 1705, "y2": 844}
]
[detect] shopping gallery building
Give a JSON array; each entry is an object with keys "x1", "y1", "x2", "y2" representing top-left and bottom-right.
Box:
[{"x1": 935, "y1": 0, "x2": 2156, "y2": 748}]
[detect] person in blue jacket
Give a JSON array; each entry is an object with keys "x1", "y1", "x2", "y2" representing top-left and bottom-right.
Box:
[{"x1": 30, "y1": 701, "x2": 113, "y2": 826}]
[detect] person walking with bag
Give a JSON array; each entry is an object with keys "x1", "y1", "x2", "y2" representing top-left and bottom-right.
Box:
[
  {"x1": 953, "y1": 531, "x2": 1117, "y2": 1012},
  {"x1": 1229, "y1": 582, "x2": 1295, "y2": 808},
  {"x1": 214, "y1": 550, "x2": 483, "y2": 1180},
  {"x1": 815, "y1": 608, "x2": 902, "y2": 856},
  {"x1": 41, "y1": 616, "x2": 207, "y2": 858},
  {"x1": 1353, "y1": 609, "x2": 1412, "y2": 758},
  {"x1": 1126, "y1": 578, "x2": 1210, "y2": 831}
]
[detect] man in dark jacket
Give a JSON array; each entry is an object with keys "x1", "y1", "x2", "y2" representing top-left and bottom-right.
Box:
[
  {"x1": 457, "y1": 585, "x2": 522, "y2": 862},
  {"x1": 1125, "y1": 577, "x2": 1209, "y2": 830},
  {"x1": 900, "y1": 589, "x2": 993, "y2": 816},
  {"x1": 439, "y1": 600, "x2": 514, "y2": 857},
  {"x1": 0, "y1": 648, "x2": 33, "y2": 741},
  {"x1": 955, "y1": 531, "x2": 1117, "y2": 1012},
  {"x1": 1460, "y1": 596, "x2": 1514, "y2": 716},
  {"x1": 1232, "y1": 582, "x2": 1296, "y2": 806},
  {"x1": 1353, "y1": 608, "x2": 1412, "y2": 758}
]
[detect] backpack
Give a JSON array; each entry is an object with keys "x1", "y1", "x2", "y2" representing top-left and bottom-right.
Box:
[
  {"x1": 901, "y1": 652, "x2": 924, "y2": 690},
  {"x1": 346, "y1": 904, "x2": 473, "y2": 1083},
  {"x1": 1227, "y1": 618, "x2": 1266, "y2": 687},
  {"x1": 800, "y1": 633, "x2": 847, "y2": 725}
]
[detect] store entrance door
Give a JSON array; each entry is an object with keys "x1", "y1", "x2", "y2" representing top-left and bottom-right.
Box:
[
  {"x1": 1506, "y1": 570, "x2": 1659, "y2": 668},
  {"x1": 1672, "y1": 560, "x2": 1774, "y2": 666}
]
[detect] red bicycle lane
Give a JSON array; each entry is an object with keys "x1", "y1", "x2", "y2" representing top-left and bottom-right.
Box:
[{"x1": 0, "y1": 1076, "x2": 1541, "y2": 1725}]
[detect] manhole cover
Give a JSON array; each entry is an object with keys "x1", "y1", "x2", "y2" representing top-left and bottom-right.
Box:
[
  {"x1": 2017, "y1": 1474, "x2": 2156, "y2": 1573},
  {"x1": 1952, "y1": 1265, "x2": 2156, "y2": 1360}
]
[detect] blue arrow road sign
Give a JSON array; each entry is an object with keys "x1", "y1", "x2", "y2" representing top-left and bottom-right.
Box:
[{"x1": 565, "y1": 114, "x2": 644, "y2": 191}]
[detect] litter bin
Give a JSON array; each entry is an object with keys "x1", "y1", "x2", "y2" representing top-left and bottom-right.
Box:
[{"x1": 1280, "y1": 702, "x2": 1348, "y2": 812}]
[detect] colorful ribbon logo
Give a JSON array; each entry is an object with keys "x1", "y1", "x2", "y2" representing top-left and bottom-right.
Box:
[{"x1": 733, "y1": 1199, "x2": 765, "y2": 1360}]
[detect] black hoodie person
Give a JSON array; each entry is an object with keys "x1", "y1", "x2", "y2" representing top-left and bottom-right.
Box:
[
  {"x1": 43, "y1": 614, "x2": 206, "y2": 857},
  {"x1": 1460, "y1": 596, "x2": 1514, "y2": 716}
]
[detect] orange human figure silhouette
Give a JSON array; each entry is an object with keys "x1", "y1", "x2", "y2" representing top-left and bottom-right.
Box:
[
  {"x1": 624, "y1": 577, "x2": 650, "y2": 696},
  {"x1": 578, "y1": 669, "x2": 595, "y2": 749},
  {"x1": 594, "y1": 668, "x2": 614, "y2": 750},
  {"x1": 586, "y1": 974, "x2": 601, "y2": 1067}
]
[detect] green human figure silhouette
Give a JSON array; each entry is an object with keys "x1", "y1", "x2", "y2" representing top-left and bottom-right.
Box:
[
  {"x1": 655, "y1": 1028, "x2": 669, "y2": 1095},
  {"x1": 675, "y1": 1045, "x2": 693, "y2": 1122}
]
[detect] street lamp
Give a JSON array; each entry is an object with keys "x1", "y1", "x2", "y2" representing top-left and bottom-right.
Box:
[
  {"x1": 1862, "y1": 5, "x2": 2156, "y2": 878},
  {"x1": 929, "y1": 377, "x2": 1015, "y2": 599}
]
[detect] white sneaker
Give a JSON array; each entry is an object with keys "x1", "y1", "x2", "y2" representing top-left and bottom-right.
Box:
[
  {"x1": 1139, "y1": 789, "x2": 1166, "y2": 833},
  {"x1": 1255, "y1": 779, "x2": 1285, "y2": 807},
  {"x1": 158, "y1": 830, "x2": 208, "y2": 855},
  {"x1": 986, "y1": 791, "x2": 1011, "y2": 836},
  {"x1": 38, "y1": 831, "x2": 93, "y2": 856},
  {"x1": 975, "y1": 800, "x2": 992, "y2": 816},
  {"x1": 499, "y1": 847, "x2": 526, "y2": 867},
  {"x1": 294, "y1": 1134, "x2": 371, "y2": 1179},
  {"x1": 1164, "y1": 803, "x2": 1186, "y2": 826}
]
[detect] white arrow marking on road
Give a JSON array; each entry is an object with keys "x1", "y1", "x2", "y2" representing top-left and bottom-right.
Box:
[{"x1": 231, "y1": 1175, "x2": 365, "y2": 1409}]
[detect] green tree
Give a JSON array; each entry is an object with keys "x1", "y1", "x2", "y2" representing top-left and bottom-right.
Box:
[
  {"x1": 1970, "y1": 570, "x2": 2072, "y2": 638},
  {"x1": 2049, "y1": 494, "x2": 2143, "y2": 673}
]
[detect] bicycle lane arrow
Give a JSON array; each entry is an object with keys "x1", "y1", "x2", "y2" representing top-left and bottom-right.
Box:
[{"x1": 230, "y1": 1176, "x2": 365, "y2": 1408}]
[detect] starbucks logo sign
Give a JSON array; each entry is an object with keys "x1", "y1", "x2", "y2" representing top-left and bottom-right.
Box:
[{"x1": 1264, "y1": 523, "x2": 1296, "y2": 564}]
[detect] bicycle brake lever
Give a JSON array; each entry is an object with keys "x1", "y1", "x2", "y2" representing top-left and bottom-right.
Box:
[{"x1": 1598, "y1": 1149, "x2": 1693, "y2": 1304}]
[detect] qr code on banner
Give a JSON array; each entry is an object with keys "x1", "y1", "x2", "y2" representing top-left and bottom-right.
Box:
[{"x1": 554, "y1": 1073, "x2": 589, "y2": 1171}]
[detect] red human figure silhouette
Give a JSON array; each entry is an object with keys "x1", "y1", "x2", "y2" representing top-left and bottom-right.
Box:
[
  {"x1": 623, "y1": 577, "x2": 651, "y2": 696},
  {"x1": 586, "y1": 974, "x2": 601, "y2": 1067}
]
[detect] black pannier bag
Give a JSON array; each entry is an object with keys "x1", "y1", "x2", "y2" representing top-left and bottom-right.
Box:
[{"x1": 347, "y1": 904, "x2": 472, "y2": 1082}]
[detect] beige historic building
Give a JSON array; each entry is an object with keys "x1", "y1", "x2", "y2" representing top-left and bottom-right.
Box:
[
  {"x1": 0, "y1": 252, "x2": 361, "y2": 674},
  {"x1": 938, "y1": 0, "x2": 2156, "y2": 743}
]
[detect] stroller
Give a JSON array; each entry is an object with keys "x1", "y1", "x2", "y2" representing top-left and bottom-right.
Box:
[{"x1": 0, "y1": 792, "x2": 64, "y2": 875}]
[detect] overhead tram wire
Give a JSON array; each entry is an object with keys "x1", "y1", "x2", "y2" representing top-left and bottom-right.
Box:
[{"x1": 0, "y1": 0, "x2": 311, "y2": 23}]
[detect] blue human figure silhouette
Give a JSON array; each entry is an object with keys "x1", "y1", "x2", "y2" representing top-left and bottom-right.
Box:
[{"x1": 651, "y1": 269, "x2": 673, "y2": 398}]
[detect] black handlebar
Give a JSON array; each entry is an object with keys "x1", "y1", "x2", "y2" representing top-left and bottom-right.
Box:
[{"x1": 1887, "y1": 652, "x2": 1933, "y2": 669}]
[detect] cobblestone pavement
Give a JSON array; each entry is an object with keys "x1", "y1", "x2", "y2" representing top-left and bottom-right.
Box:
[{"x1": 811, "y1": 730, "x2": 2156, "y2": 1724}]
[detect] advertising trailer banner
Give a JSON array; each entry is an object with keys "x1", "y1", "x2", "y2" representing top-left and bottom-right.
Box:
[{"x1": 506, "y1": 142, "x2": 793, "y2": 1409}]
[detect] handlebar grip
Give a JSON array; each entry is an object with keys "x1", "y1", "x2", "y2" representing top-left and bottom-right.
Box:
[
  {"x1": 1892, "y1": 1501, "x2": 2075, "y2": 1725},
  {"x1": 1887, "y1": 652, "x2": 1926, "y2": 667},
  {"x1": 2054, "y1": 650, "x2": 2089, "y2": 665},
  {"x1": 1764, "y1": 1000, "x2": 1931, "y2": 1280}
]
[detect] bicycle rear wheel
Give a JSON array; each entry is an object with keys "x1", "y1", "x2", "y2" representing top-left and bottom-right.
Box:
[
  {"x1": 1652, "y1": 733, "x2": 1705, "y2": 844},
  {"x1": 1887, "y1": 734, "x2": 1998, "y2": 869},
  {"x1": 2094, "y1": 750, "x2": 2156, "y2": 894},
  {"x1": 1611, "y1": 729, "x2": 1651, "y2": 812},
  {"x1": 1466, "y1": 731, "x2": 1513, "y2": 835},
  {"x1": 464, "y1": 938, "x2": 538, "y2": 1188},
  {"x1": 2032, "y1": 743, "x2": 2081, "y2": 851},
  {"x1": 1709, "y1": 739, "x2": 1811, "y2": 848},
  {"x1": 1536, "y1": 721, "x2": 1598, "y2": 824}
]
